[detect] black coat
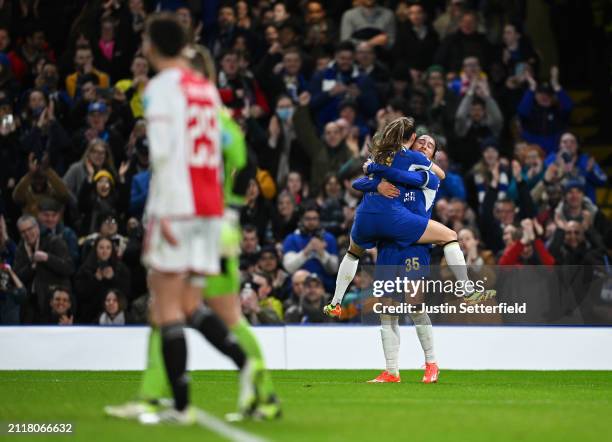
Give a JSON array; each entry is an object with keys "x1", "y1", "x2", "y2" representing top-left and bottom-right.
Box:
[{"x1": 14, "y1": 232, "x2": 74, "y2": 323}]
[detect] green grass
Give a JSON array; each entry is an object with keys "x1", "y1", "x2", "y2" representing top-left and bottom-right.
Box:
[{"x1": 1, "y1": 370, "x2": 611, "y2": 442}]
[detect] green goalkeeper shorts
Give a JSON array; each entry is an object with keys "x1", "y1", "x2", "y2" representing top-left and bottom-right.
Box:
[{"x1": 204, "y1": 214, "x2": 241, "y2": 298}]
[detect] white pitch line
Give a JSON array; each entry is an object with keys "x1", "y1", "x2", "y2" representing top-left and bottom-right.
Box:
[{"x1": 194, "y1": 409, "x2": 271, "y2": 442}]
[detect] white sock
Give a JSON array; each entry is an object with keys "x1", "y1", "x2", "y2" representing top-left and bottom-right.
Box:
[
  {"x1": 443, "y1": 241, "x2": 474, "y2": 295},
  {"x1": 331, "y1": 253, "x2": 359, "y2": 305},
  {"x1": 410, "y1": 311, "x2": 435, "y2": 363},
  {"x1": 380, "y1": 315, "x2": 400, "y2": 376}
]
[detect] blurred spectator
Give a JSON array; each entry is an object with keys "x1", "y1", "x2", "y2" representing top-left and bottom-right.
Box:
[
  {"x1": 549, "y1": 220, "x2": 602, "y2": 266},
  {"x1": 236, "y1": 1, "x2": 254, "y2": 31},
  {"x1": 78, "y1": 166, "x2": 129, "y2": 235},
  {"x1": 445, "y1": 198, "x2": 478, "y2": 232},
  {"x1": 282, "y1": 205, "x2": 338, "y2": 292},
  {"x1": 240, "y1": 225, "x2": 261, "y2": 271},
  {"x1": 282, "y1": 171, "x2": 308, "y2": 205},
  {"x1": 63, "y1": 139, "x2": 117, "y2": 204},
  {"x1": 425, "y1": 65, "x2": 457, "y2": 136},
  {"x1": 65, "y1": 45, "x2": 110, "y2": 98},
  {"x1": 12, "y1": 154, "x2": 71, "y2": 218},
  {"x1": 0, "y1": 26, "x2": 27, "y2": 83},
  {"x1": 80, "y1": 211, "x2": 128, "y2": 261},
  {"x1": 304, "y1": 1, "x2": 338, "y2": 51},
  {"x1": 74, "y1": 236, "x2": 130, "y2": 324},
  {"x1": 71, "y1": 102, "x2": 126, "y2": 169},
  {"x1": 499, "y1": 218, "x2": 555, "y2": 265},
  {"x1": 434, "y1": 10, "x2": 491, "y2": 73},
  {"x1": 19, "y1": 89, "x2": 71, "y2": 175},
  {"x1": 316, "y1": 173, "x2": 347, "y2": 237},
  {"x1": 340, "y1": 0, "x2": 395, "y2": 48},
  {"x1": 14, "y1": 215, "x2": 73, "y2": 323},
  {"x1": 294, "y1": 92, "x2": 353, "y2": 195},
  {"x1": 454, "y1": 80, "x2": 503, "y2": 170},
  {"x1": 98, "y1": 289, "x2": 127, "y2": 325},
  {"x1": 256, "y1": 47, "x2": 307, "y2": 105},
  {"x1": 553, "y1": 180, "x2": 610, "y2": 240},
  {"x1": 240, "y1": 273, "x2": 284, "y2": 325},
  {"x1": 355, "y1": 42, "x2": 389, "y2": 91},
  {"x1": 114, "y1": 55, "x2": 150, "y2": 119},
  {"x1": 270, "y1": 191, "x2": 299, "y2": 243},
  {"x1": 256, "y1": 246, "x2": 290, "y2": 301},
  {"x1": 393, "y1": 2, "x2": 439, "y2": 75},
  {"x1": 240, "y1": 178, "x2": 272, "y2": 241},
  {"x1": 493, "y1": 22, "x2": 539, "y2": 84},
  {"x1": 518, "y1": 144, "x2": 546, "y2": 190},
  {"x1": 0, "y1": 214, "x2": 16, "y2": 266},
  {"x1": 435, "y1": 150, "x2": 466, "y2": 200},
  {"x1": 309, "y1": 41, "x2": 379, "y2": 128},
  {"x1": 217, "y1": 49, "x2": 270, "y2": 120},
  {"x1": 543, "y1": 132, "x2": 607, "y2": 203},
  {"x1": 468, "y1": 139, "x2": 510, "y2": 206},
  {"x1": 284, "y1": 269, "x2": 309, "y2": 310},
  {"x1": 128, "y1": 137, "x2": 151, "y2": 219},
  {"x1": 448, "y1": 56, "x2": 487, "y2": 96},
  {"x1": 0, "y1": 259, "x2": 26, "y2": 324},
  {"x1": 260, "y1": 94, "x2": 306, "y2": 183},
  {"x1": 48, "y1": 286, "x2": 74, "y2": 325},
  {"x1": 285, "y1": 273, "x2": 334, "y2": 323},
  {"x1": 433, "y1": 0, "x2": 467, "y2": 39},
  {"x1": 517, "y1": 67, "x2": 573, "y2": 154},
  {"x1": 37, "y1": 199, "x2": 79, "y2": 266}
]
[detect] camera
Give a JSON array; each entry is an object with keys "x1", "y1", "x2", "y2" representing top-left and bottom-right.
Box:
[{"x1": 561, "y1": 151, "x2": 572, "y2": 163}]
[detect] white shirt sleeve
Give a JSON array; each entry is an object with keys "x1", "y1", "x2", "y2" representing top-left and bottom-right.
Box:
[{"x1": 144, "y1": 78, "x2": 176, "y2": 161}]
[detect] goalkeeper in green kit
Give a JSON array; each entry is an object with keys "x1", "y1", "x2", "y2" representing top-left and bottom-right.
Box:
[{"x1": 105, "y1": 46, "x2": 280, "y2": 423}]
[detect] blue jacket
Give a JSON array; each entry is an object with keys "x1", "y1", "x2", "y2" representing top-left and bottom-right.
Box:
[
  {"x1": 309, "y1": 62, "x2": 379, "y2": 129},
  {"x1": 437, "y1": 171, "x2": 467, "y2": 201},
  {"x1": 544, "y1": 153, "x2": 608, "y2": 203},
  {"x1": 130, "y1": 170, "x2": 151, "y2": 219},
  {"x1": 282, "y1": 230, "x2": 338, "y2": 292},
  {"x1": 517, "y1": 89, "x2": 573, "y2": 154}
]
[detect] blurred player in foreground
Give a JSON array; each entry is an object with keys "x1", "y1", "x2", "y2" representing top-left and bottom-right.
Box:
[{"x1": 106, "y1": 36, "x2": 280, "y2": 423}]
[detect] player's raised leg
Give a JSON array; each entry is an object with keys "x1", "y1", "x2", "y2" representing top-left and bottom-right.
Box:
[
  {"x1": 416, "y1": 220, "x2": 494, "y2": 303},
  {"x1": 324, "y1": 240, "x2": 365, "y2": 317}
]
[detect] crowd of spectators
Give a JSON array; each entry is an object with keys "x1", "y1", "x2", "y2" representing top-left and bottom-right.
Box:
[{"x1": 0, "y1": 0, "x2": 610, "y2": 326}]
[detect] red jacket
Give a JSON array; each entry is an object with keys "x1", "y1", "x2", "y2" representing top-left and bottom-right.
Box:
[{"x1": 498, "y1": 239, "x2": 555, "y2": 266}]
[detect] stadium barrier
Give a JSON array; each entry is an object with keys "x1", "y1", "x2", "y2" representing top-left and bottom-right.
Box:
[{"x1": 1, "y1": 325, "x2": 612, "y2": 370}]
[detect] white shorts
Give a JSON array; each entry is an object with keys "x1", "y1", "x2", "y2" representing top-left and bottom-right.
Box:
[{"x1": 142, "y1": 217, "x2": 222, "y2": 275}]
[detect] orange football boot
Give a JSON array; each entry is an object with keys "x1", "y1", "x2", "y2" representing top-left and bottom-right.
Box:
[
  {"x1": 367, "y1": 371, "x2": 401, "y2": 383},
  {"x1": 323, "y1": 303, "x2": 342, "y2": 318},
  {"x1": 422, "y1": 362, "x2": 439, "y2": 384}
]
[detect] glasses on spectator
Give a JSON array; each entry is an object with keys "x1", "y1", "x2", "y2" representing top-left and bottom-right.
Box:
[
  {"x1": 303, "y1": 216, "x2": 319, "y2": 222},
  {"x1": 103, "y1": 218, "x2": 117, "y2": 225},
  {"x1": 19, "y1": 224, "x2": 37, "y2": 235}
]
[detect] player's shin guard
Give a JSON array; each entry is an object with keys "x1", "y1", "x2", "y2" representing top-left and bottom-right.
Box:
[
  {"x1": 139, "y1": 327, "x2": 173, "y2": 401},
  {"x1": 160, "y1": 322, "x2": 189, "y2": 411},
  {"x1": 189, "y1": 305, "x2": 246, "y2": 369},
  {"x1": 380, "y1": 315, "x2": 400, "y2": 377},
  {"x1": 409, "y1": 311, "x2": 435, "y2": 363},
  {"x1": 442, "y1": 241, "x2": 473, "y2": 295},
  {"x1": 331, "y1": 252, "x2": 360, "y2": 305}
]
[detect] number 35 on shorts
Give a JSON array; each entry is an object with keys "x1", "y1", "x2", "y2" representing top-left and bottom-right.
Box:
[{"x1": 405, "y1": 257, "x2": 420, "y2": 272}]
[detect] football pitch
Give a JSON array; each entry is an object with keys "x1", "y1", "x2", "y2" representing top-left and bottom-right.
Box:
[{"x1": 1, "y1": 370, "x2": 611, "y2": 442}]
